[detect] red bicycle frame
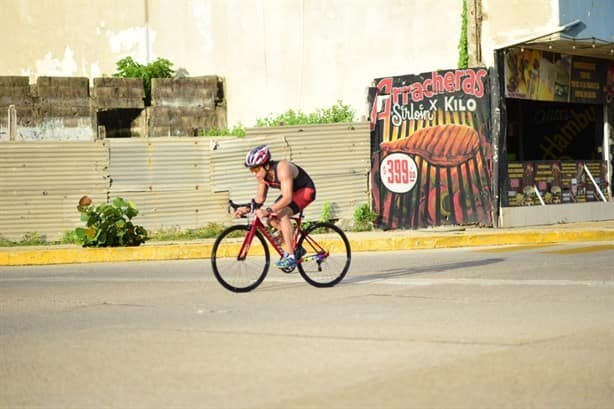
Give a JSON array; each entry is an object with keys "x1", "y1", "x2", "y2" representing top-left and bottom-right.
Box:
[{"x1": 236, "y1": 214, "x2": 328, "y2": 262}]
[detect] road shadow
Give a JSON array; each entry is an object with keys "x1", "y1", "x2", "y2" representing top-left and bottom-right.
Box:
[{"x1": 342, "y1": 257, "x2": 505, "y2": 285}]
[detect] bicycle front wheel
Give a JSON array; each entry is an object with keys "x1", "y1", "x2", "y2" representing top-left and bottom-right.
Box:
[
  {"x1": 211, "y1": 225, "x2": 270, "y2": 293},
  {"x1": 297, "y1": 222, "x2": 351, "y2": 288}
]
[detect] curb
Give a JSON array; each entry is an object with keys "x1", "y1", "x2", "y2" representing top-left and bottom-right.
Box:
[
  {"x1": 1, "y1": 229, "x2": 614, "y2": 267},
  {"x1": 349, "y1": 230, "x2": 614, "y2": 252}
]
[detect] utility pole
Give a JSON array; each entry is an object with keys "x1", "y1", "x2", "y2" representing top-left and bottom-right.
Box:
[
  {"x1": 467, "y1": 0, "x2": 484, "y2": 66},
  {"x1": 145, "y1": 0, "x2": 151, "y2": 63}
]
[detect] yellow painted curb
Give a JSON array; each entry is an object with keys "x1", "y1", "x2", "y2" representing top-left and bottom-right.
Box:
[
  {"x1": 0, "y1": 243, "x2": 214, "y2": 266},
  {"x1": 1, "y1": 230, "x2": 614, "y2": 266},
  {"x1": 349, "y1": 230, "x2": 614, "y2": 252}
]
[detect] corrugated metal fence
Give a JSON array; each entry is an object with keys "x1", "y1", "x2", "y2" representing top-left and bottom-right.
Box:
[
  {"x1": 0, "y1": 142, "x2": 109, "y2": 240},
  {"x1": 0, "y1": 122, "x2": 370, "y2": 241}
]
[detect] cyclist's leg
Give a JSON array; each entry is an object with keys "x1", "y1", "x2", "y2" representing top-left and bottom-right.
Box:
[
  {"x1": 279, "y1": 188, "x2": 315, "y2": 256},
  {"x1": 270, "y1": 205, "x2": 294, "y2": 256},
  {"x1": 271, "y1": 189, "x2": 315, "y2": 269},
  {"x1": 293, "y1": 187, "x2": 316, "y2": 211}
]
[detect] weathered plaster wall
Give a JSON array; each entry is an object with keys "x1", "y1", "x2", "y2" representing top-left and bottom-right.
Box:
[{"x1": 0, "y1": 0, "x2": 464, "y2": 127}]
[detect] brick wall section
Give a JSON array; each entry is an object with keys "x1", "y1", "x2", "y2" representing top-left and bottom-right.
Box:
[
  {"x1": 93, "y1": 77, "x2": 145, "y2": 109},
  {"x1": 93, "y1": 77, "x2": 146, "y2": 138},
  {"x1": 0, "y1": 75, "x2": 227, "y2": 139},
  {"x1": 36, "y1": 76, "x2": 91, "y2": 123},
  {"x1": 149, "y1": 76, "x2": 226, "y2": 136},
  {"x1": 0, "y1": 76, "x2": 35, "y2": 130}
]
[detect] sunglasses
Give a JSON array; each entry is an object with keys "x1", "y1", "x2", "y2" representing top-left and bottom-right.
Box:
[{"x1": 249, "y1": 166, "x2": 261, "y2": 173}]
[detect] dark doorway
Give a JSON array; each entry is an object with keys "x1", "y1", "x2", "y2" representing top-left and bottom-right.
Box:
[{"x1": 97, "y1": 109, "x2": 143, "y2": 138}]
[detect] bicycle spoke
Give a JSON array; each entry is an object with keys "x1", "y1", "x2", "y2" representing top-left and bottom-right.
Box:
[
  {"x1": 297, "y1": 222, "x2": 351, "y2": 288},
  {"x1": 211, "y1": 225, "x2": 270, "y2": 292}
]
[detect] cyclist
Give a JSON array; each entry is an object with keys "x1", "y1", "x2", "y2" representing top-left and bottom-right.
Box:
[{"x1": 234, "y1": 144, "x2": 316, "y2": 269}]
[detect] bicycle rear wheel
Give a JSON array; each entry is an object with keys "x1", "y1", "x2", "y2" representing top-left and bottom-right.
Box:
[
  {"x1": 296, "y1": 222, "x2": 351, "y2": 288},
  {"x1": 211, "y1": 225, "x2": 270, "y2": 293}
]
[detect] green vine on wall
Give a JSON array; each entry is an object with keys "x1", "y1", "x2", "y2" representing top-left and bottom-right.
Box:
[{"x1": 458, "y1": 0, "x2": 469, "y2": 69}]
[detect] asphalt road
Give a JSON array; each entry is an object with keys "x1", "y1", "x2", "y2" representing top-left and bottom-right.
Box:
[{"x1": 1, "y1": 242, "x2": 614, "y2": 408}]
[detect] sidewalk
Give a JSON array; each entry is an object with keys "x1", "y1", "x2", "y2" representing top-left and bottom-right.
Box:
[{"x1": 2, "y1": 221, "x2": 614, "y2": 266}]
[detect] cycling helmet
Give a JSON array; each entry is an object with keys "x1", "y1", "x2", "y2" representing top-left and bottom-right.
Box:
[{"x1": 244, "y1": 144, "x2": 271, "y2": 167}]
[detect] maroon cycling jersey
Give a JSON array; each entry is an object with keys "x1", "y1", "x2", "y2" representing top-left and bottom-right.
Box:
[{"x1": 264, "y1": 160, "x2": 316, "y2": 191}]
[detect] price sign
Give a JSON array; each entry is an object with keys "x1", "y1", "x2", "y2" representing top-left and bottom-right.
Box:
[{"x1": 380, "y1": 152, "x2": 418, "y2": 193}]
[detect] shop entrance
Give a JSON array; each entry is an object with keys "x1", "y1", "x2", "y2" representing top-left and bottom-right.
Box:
[
  {"x1": 502, "y1": 98, "x2": 609, "y2": 207},
  {"x1": 505, "y1": 99, "x2": 603, "y2": 161}
]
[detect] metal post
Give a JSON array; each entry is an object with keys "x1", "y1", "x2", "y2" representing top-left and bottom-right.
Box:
[
  {"x1": 533, "y1": 185, "x2": 546, "y2": 206},
  {"x1": 604, "y1": 104, "x2": 612, "y2": 201},
  {"x1": 583, "y1": 165, "x2": 607, "y2": 202},
  {"x1": 97, "y1": 125, "x2": 106, "y2": 140},
  {"x1": 8, "y1": 104, "x2": 17, "y2": 141}
]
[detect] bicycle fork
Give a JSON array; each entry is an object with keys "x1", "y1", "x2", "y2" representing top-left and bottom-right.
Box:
[{"x1": 237, "y1": 224, "x2": 260, "y2": 261}]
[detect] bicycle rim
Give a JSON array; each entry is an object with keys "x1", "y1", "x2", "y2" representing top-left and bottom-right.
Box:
[
  {"x1": 297, "y1": 222, "x2": 351, "y2": 288},
  {"x1": 211, "y1": 225, "x2": 270, "y2": 292}
]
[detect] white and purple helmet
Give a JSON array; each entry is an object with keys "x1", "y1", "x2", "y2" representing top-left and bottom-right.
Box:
[{"x1": 244, "y1": 144, "x2": 271, "y2": 167}]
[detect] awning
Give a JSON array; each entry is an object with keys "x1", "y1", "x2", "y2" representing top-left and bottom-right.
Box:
[{"x1": 496, "y1": 20, "x2": 614, "y2": 61}]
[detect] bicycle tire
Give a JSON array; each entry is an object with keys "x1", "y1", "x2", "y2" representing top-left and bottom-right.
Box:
[
  {"x1": 211, "y1": 225, "x2": 270, "y2": 293},
  {"x1": 296, "y1": 222, "x2": 351, "y2": 288}
]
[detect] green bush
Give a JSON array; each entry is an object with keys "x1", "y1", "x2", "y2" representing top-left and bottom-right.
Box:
[
  {"x1": 199, "y1": 123, "x2": 246, "y2": 137},
  {"x1": 320, "y1": 201, "x2": 333, "y2": 222},
  {"x1": 353, "y1": 203, "x2": 378, "y2": 232},
  {"x1": 113, "y1": 56, "x2": 174, "y2": 105},
  {"x1": 19, "y1": 232, "x2": 46, "y2": 246},
  {"x1": 0, "y1": 232, "x2": 47, "y2": 247},
  {"x1": 60, "y1": 230, "x2": 79, "y2": 244},
  {"x1": 75, "y1": 196, "x2": 148, "y2": 247},
  {"x1": 256, "y1": 100, "x2": 355, "y2": 127},
  {"x1": 150, "y1": 223, "x2": 226, "y2": 241}
]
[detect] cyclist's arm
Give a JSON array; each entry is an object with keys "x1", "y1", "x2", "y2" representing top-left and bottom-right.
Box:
[
  {"x1": 271, "y1": 161, "x2": 295, "y2": 212},
  {"x1": 254, "y1": 180, "x2": 268, "y2": 206},
  {"x1": 234, "y1": 180, "x2": 269, "y2": 218}
]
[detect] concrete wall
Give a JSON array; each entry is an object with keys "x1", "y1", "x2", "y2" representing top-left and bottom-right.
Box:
[
  {"x1": 0, "y1": 75, "x2": 225, "y2": 140},
  {"x1": 0, "y1": 76, "x2": 35, "y2": 140},
  {"x1": 0, "y1": 76, "x2": 93, "y2": 141},
  {"x1": 0, "y1": 0, "x2": 464, "y2": 127},
  {"x1": 149, "y1": 76, "x2": 226, "y2": 136},
  {"x1": 500, "y1": 201, "x2": 614, "y2": 227},
  {"x1": 480, "y1": 0, "x2": 558, "y2": 67}
]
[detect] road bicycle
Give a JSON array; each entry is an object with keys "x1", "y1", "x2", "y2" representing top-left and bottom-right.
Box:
[{"x1": 211, "y1": 200, "x2": 351, "y2": 292}]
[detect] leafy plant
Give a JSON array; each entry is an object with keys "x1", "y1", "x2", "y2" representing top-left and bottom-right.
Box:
[
  {"x1": 199, "y1": 123, "x2": 247, "y2": 137},
  {"x1": 298, "y1": 202, "x2": 336, "y2": 234},
  {"x1": 113, "y1": 56, "x2": 175, "y2": 105},
  {"x1": 60, "y1": 230, "x2": 79, "y2": 244},
  {"x1": 150, "y1": 223, "x2": 226, "y2": 241},
  {"x1": 256, "y1": 100, "x2": 355, "y2": 127},
  {"x1": 320, "y1": 201, "x2": 333, "y2": 222},
  {"x1": 0, "y1": 233, "x2": 45, "y2": 247},
  {"x1": 75, "y1": 196, "x2": 148, "y2": 247},
  {"x1": 352, "y1": 203, "x2": 378, "y2": 232},
  {"x1": 19, "y1": 232, "x2": 47, "y2": 246}
]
